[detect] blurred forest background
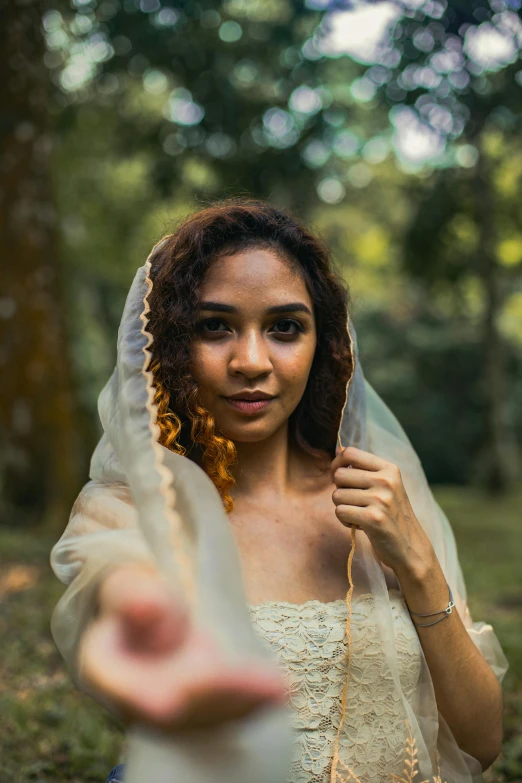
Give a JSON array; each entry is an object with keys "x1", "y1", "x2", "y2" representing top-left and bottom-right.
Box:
[{"x1": 1, "y1": 0, "x2": 522, "y2": 781}]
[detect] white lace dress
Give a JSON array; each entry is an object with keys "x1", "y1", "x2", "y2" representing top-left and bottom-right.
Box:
[{"x1": 248, "y1": 588, "x2": 423, "y2": 783}]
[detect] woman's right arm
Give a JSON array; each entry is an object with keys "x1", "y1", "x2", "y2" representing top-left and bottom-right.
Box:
[
  {"x1": 51, "y1": 481, "x2": 286, "y2": 730},
  {"x1": 50, "y1": 480, "x2": 156, "y2": 674}
]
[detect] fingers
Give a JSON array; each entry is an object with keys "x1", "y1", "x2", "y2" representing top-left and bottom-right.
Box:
[
  {"x1": 334, "y1": 504, "x2": 364, "y2": 529},
  {"x1": 80, "y1": 614, "x2": 191, "y2": 721},
  {"x1": 330, "y1": 446, "x2": 384, "y2": 476},
  {"x1": 331, "y1": 466, "x2": 373, "y2": 489},
  {"x1": 80, "y1": 615, "x2": 287, "y2": 733},
  {"x1": 98, "y1": 564, "x2": 190, "y2": 653},
  {"x1": 164, "y1": 662, "x2": 287, "y2": 729},
  {"x1": 332, "y1": 487, "x2": 369, "y2": 508},
  {"x1": 334, "y1": 503, "x2": 386, "y2": 530},
  {"x1": 120, "y1": 597, "x2": 189, "y2": 654}
]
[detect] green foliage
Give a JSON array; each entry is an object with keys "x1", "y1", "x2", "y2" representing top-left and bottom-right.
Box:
[
  {"x1": 434, "y1": 485, "x2": 522, "y2": 781},
  {"x1": 38, "y1": 0, "x2": 522, "y2": 494},
  {"x1": 43, "y1": 0, "x2": 391, "y2": 212},
  {"x1": 356, "y1": 305, "x2": 522, "y2": 484}
]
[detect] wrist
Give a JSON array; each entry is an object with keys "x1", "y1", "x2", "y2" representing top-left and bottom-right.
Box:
[
  {"x1": 395, "y1": 544, "x2": 439, "y2": 587},
  {"x1": 396, "y1": 552, "x2": 451, "y2": 618}
]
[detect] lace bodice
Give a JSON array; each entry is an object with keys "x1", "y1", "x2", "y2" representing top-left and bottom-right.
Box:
[{"x1": 248, "y1": 588, "x2": 422, "y2": 783}]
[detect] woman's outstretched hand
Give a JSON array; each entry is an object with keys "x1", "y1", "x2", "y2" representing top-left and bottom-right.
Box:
[{"x1": 79, "y1": 564, "x2": 287, "y2": 731}]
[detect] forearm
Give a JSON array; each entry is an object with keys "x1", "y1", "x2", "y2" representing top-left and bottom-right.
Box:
[{"x1": 395, "y1": 551, "x2": 503, "y2": 771}]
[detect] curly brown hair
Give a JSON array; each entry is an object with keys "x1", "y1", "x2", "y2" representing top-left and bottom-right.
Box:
[{"x1": 146, "y1": 197, "x2": 354, "y2": 513}]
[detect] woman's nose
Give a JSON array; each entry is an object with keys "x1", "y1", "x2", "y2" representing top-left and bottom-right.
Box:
[{"x1": 228, "y1": 331, "x2": 273, "y2": 378}]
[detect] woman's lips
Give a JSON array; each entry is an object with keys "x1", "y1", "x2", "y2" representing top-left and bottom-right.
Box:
[{"x1": 224, "y1": 398, "x2": 274, "y2": 414}]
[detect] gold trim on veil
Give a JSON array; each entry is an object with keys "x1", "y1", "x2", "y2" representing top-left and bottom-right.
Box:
[
  {"x1": 329, "y1": 317, "x2": 447, "y2": 783},
  {"x1": 139, "y1": 245, "x2": 195, "y2": 603}
]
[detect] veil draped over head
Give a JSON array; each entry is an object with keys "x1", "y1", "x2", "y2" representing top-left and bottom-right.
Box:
[{"x1": 51, "y1": 237, "x2": 508, "y2": 783}]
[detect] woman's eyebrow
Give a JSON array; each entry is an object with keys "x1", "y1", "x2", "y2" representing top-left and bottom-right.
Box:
[{"x1": 200, "y1": 301, "x2": 312, "y2": 316}]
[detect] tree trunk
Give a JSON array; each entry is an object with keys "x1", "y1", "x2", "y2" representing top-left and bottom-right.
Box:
[
  {"x1": 473, "y1": 134, "x2": 519, "y2": 494},
  {"x1": 0, "y1": 0, "x2": 84, "y2": 529}
]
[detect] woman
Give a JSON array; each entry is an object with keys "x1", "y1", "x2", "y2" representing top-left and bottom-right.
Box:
[{"x1": 50, "y1": 198, "x2": 508, "y2": 783}]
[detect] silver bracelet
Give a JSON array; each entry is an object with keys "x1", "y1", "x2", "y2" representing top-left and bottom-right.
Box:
[{"x1": 407, "y1": 583, "x2": 455, "y2": 628}]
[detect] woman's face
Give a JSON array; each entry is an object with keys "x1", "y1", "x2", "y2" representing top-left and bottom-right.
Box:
[{"x1": 190, "y1": 248, "x2": 317, "y2": 443}]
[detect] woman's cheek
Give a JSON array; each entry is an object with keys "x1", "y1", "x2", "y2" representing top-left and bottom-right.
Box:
[
  {"x1": 190, "y1": 343, "x2": 223, "y2": 387},
  {"x1": 277, "y1": 351, "x2": 314, "y2": 406}
]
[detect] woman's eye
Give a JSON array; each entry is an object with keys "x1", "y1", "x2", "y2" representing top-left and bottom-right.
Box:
[
  {"x1": 270, "y1": 319, "x2": 303, "y2": 336},
  {"x1": 199, "y1": 317, "x2": 229, "y2": 333},
  {"x1": 197, "y1": 317, "x2": 303, "y2": 338}
]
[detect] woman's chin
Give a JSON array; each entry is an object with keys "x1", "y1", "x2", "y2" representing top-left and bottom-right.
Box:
[
  {"x1": 226, "y1": 429, "x2": 275, "y2": 444},
  {"x1": 217, "y1": 420, "x2": 281, "y2": 444}
]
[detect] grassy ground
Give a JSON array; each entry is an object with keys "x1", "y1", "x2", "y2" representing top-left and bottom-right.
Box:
[
  {"x1": 433, "y1": 486, "x2": 522, "y2": 783},
  {"x1": 1, "y1": 485, "x2": 521, "y2": 783}
]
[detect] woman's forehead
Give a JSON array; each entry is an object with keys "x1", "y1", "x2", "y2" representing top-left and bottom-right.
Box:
[{"x1": 200, "y1": 248, "x2": 311, "y2": 303}]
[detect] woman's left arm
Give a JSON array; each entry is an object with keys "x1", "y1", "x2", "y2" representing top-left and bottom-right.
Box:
[
  {"x1": 330, "y1": 446, "x2": 504, "y2": 772},
  {"x1": 394, "y1": 551, "x2": 503, "y2": 771}
]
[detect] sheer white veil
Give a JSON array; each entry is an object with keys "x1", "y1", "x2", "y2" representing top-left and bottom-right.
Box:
[{"x1": 50, "y1": 237, "x2": 508, "y2": 783}]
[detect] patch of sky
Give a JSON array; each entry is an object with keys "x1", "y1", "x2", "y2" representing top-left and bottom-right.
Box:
[
  {"x1": 70, "y1": 14, "x2": 94, "y2": 35},
  {"x1": 84, "y1": 33, "x2": 114, "y2": 63},
  {"x1": 323, "y1": 107, "x2": 346, "y2": 127},
  {"x1": 317, "y1": 176, "x2": 346, "y2": 204},
  {"x1": 302, "y1": 139, "x2": 331, "y2": 168},
  {"x1": 464, "y1": 20, "x2": 519, "y2": 72},
  {"x1": 42, "y1": 10, "x2": 64, "y2": 31},
  {"x1": 143, "y1": 69, "x2": 169, "y2": 94},
  {"x1": 140, "y1": 0, "x2": 160, "y2": 13},
  {"x1": 430, "y1": 47, "x2": 463, "y2": 75},
  {"x1": 413, "y1": 27, "x2": 435, "y2": 53},
  {"x1": 46, "y1": 29, "x2": 69, "y2": 50},
  {"x1": 454, "y1": 144, "x2": 479, "y2": 168},
  {"x1": 398, "y1": 65, "x2": 442, "y2": 91},
  {"x1": 288, "y1": 85, "x2": 323, "y2": 115},
  {"x1": 301, "y1": 38, "x2": 323, "y2": 61},
  {"x1": 230, "y1": 60, "x2": 259, "y2": 88},
  {"x1": 315, "y1": 4, "x2": 399, "y2": 65},
  {"x1": 60, "y1": 58, "x2": 96, "y2": 91},
  {"x1": 152, "y1": 8, "x2": 179, "y2": 27},
  {"x1": 350, "y1": 76, "x2": 377, "y2": 102},
  {"x1": 165, "y1": 88, "x2": 205, "y2": 126},
  {"x1": 389, "y1": 105, "x2": 446, "y2": 166},
  {"x1": 262, "y1": 107, "x2": 300, "y2": 148},
  {"x1": 332, "y1": 129, "x2": 360, "y2": 159}
]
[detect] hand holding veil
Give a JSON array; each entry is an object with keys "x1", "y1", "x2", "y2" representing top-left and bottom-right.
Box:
[{"x1": 50, "y1": 238, "x2": 508, "y2": 783}]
